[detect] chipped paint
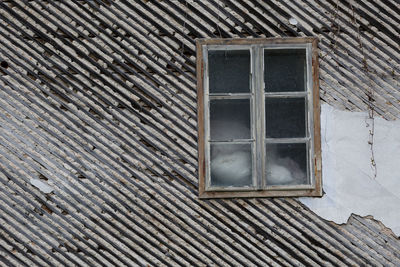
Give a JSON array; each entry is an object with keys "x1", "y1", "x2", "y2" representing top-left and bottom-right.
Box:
[
  {"x1": 300, "y1": 103, "x2": 400, "y2": 236},
  {"x1": 29, "y1": 178, "x2": 53, "y2": 194}
]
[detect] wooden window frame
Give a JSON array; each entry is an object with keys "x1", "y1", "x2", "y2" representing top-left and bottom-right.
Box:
[{"x1": 197, "y1": 37, "x2": 322, "y2": 199}]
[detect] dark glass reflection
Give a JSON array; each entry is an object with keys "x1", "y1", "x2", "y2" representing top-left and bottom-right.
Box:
[
  {"x1": 208, "y1": 50, "x2": 250, "y2": 93},
  {"x1": 265, "y1": 97, "x2": 306, "y2": 138},
  {"x1": 210, "y1": 99, "x2": 251, "y2": 141},
  {"x1": 210, "y1": 143, "x2": 252, "y2": 187},
  {"x1": 264, "y1": 49, "x2": 306, "y2": 92},
  {"x1": 265, "y1": 143, "x2": 308, "y2": 186}
]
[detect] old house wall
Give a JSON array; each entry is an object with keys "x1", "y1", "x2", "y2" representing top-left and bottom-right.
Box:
[{"x1": 0, "y1": 0, "x2": 399, "y2": 266}]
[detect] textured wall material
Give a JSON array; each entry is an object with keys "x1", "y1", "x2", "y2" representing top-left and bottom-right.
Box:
[
  {"x1": 0, "y1": 0, "x2": 399, "y2": 266},
  {"x1": 301, "y1": 103, "x2": 400, "y2": 236}
]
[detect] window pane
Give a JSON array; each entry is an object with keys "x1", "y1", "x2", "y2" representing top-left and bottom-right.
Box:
[
  {"x1": 264, "y1": 49, "x2": 306, "y2": 92},
  {"x1": 208, "y1": 50, "x2": 250, "y2": 93},
  {"x1": 210, "y1": 99, "x2": 251, "y2": 141},
  {"x1": 265, "y1": 143, "x2": 308, "y2": 186},
  {"x1": 210, "y1": 143, "x2": 252, "y2": 187},
  {"x1": 265, "y1": 97, "x2": 306, "y2": 138}
]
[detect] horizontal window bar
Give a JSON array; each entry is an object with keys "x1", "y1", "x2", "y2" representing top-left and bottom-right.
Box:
[
  {"x1": 264, "y1": 92, "x2": 307, "y2": 97},
  {"x1": 263, "y1": 44, "x2": 309, "y2": 49},
  {"x1": 209, "y1": 139, "x2": 254, "y2": 144},
  {"x1": 207, "y1": 45, "x2": 251, "y2": 50},
  {"x1": 209, "y1": 94, "x2": 252, "y2": 100},
  {"x1": 208, "y1": 184, "x2": 314, "y2": 191},
  {"x1": 265, "y1": 137, "x2": 310, "y2": 143},
  {"x1": 264, "y1": 184, "x2": 315, "y2": 190},
  {"x1": 206, "y1": 185, "x2": 256, "y2": 192}
]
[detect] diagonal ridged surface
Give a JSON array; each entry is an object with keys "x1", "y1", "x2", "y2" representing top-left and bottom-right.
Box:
[{"x1": 0, "y1": 0, "x2": 399, "y2": 266}]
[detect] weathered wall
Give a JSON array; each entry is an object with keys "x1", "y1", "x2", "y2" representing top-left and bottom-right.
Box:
[
  {"x1": 0, "y1": 0, "x2": 399, "y2": 266},
  {"x1": 301, "y1": 103, "x2": 400, "y2": 236}
]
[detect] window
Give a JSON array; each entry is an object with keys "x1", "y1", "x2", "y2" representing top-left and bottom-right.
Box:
[{"x1": 197, "y1": 38, "x2": 322, "y2": 198}]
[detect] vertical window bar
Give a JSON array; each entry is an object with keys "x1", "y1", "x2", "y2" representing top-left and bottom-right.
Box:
[
  {"x1": 261, "y1": 46, "x2": 266, "y2": 187},
  {"x1": 304, "y1": 46, "x2": 310, "y2": 186},
  {"x1": 203, "y1": 46, "x2": 211, "y2": 189},
  {"x1": 250, "y1": 48, "x2": 256, "y2": 188},
  {"x1": 253, "y1": 46, "x2": 264, "y2": 189},
  {"x1": 306, "y1": 43, "x2": 315, "y2": 186},
  {"x1": 261, "y1": 47, "x2": 268, "y2": 188}
]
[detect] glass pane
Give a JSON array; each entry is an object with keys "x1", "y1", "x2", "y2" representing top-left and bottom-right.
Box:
[
  {"x1": 210, "y1": 99, "x2": 251, "y2": 141},
  {"x1": 208, "y1": 50, "x2": 250, "y2": 93},
  {"x1": 264, "y1": 49, "x2": 306, "y2": 92},
  {"x1": 265, "y1": 143, "x2": 308, "y2": 186},
  {"x1": 265, "y1": 97, "x2": 306, "y2": 138},
  {"x1": 210, "y1": 143, "x2": 252, "y2": 187}
]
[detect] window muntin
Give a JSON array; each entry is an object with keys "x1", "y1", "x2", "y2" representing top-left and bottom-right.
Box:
[{"x1": 197, "y1": 38, "x2": 322, "y2": 198}]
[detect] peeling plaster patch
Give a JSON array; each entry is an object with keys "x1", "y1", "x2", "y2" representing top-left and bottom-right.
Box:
[
  {"x1": 288, "y1": 17, "x2": 298, "y2": 26},
  {"x1": 299, "y1": 104, "x2": 400, "y2": 236},
  {"x1": 30, "y1": 178, "x2": 53, "y2": 194}
]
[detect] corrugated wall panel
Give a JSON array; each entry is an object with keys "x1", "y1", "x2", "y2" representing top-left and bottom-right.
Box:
[{"x1": 0, "y1": 0, "x2": 399, "y2": 266}]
